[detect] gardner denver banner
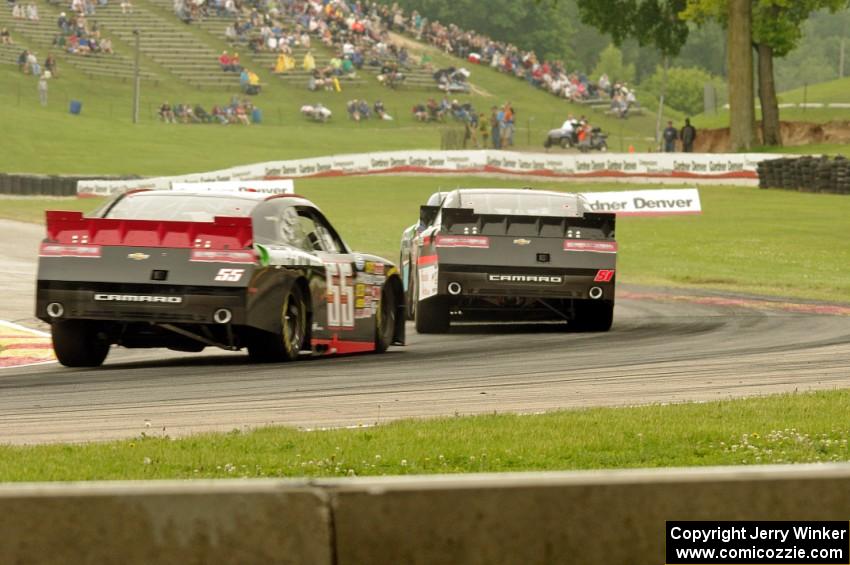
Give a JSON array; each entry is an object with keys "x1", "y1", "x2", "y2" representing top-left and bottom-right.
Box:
[
  {"x1": 580, "y1": 188, "x2": 701, "y2": 216},
  {"x1": 76, "y1": 150, "x2": 777, "y2": 196}
]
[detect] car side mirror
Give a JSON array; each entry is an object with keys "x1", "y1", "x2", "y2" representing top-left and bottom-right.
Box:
[{"x1": 419, "y1": 205, "x2": 440, "y2": 227}]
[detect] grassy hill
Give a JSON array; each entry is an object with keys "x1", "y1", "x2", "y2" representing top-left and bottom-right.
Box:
[
  {"x1": 694, "y1": 76, "x2": 850, "y2": 130},
  {"x1": 0, "y1": 0, "x2": 673, "y2": 176}
]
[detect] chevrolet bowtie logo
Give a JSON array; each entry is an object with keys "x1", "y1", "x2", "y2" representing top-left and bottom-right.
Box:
[
  {"x1": 127, "y1": 253, "x2": 150, "y2": 261},
  {"x1": 513, "y1": 239, "x2": 532, "y2": 246}
]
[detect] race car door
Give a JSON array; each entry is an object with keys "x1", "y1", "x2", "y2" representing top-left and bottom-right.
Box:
[{"x1": 292, "y1": 207, "x2": 376, "y2": 348}]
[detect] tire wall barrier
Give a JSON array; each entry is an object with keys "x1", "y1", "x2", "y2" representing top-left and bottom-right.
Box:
[
  {"x1": 0, "y1": 174, "x2": 139, "y2": 196},
  {"x1": 2, "y1": 464, "x2": 850, "y2": 565},
  {"x1": 758, "y1": 155, "x2": 850, "y2": 194}
]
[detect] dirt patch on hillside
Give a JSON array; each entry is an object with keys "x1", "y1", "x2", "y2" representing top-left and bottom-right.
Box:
[{"x1": 696, "y1": 121, "x2": 850, "y2": 152}]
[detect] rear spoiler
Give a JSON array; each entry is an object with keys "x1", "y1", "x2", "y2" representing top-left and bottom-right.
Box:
[
  {"x1": 440, "y1": 208, "x2": 615, "y2": 238},
  {"x1": 44, "y1": 211, "x2": 253, "y2": 249}
]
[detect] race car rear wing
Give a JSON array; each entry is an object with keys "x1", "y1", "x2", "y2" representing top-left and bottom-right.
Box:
[
  {"x1": 438, "y1": 207, "x2": 615, "y2": 240},
  {"x1": 44, "y1": 211, "x2": 254, "y2": 250}
]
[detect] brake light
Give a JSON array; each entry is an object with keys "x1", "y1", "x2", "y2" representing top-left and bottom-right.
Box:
[
  {"x1": 190, "y1": 249, "x2": 257, "y2": 263},
  {"x1": 594, "y1": 270, "x2": 615, "y2": 282},
  {"x1": 39, "y1": 243, "x2": 102, "y2": 258},
  {"x1": 435, "y1": 235, "x2": 490, "y2": 248},
  {"x1": 564, "y1": 241, "x2": 618, "y2": 253}
]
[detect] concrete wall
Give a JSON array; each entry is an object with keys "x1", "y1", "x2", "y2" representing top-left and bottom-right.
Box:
[{"x1": 2, "y1": 464, "x2": 850, "y2": 564}]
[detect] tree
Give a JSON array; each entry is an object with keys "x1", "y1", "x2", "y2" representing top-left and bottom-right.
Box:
[
  {"x1": 727, "y1": 0, "x2": 757, "y2": 150},
  {"x1": 591, "y1": 44, "x2": 636, "y2": 84},
  {"x1": 684, "y1": 0, "x2": 848, "y2": 146},
  {"x1": 643, "y1": 65, "x2": 726, "y2": 114}
]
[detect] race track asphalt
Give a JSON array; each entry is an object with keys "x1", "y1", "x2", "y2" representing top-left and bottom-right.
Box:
[{"x1": 1, "y1": 220, "x2": 848, "y2": 444}]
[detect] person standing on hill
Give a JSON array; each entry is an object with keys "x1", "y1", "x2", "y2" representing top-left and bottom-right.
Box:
[
  {"x1": 490, "y1": 106, "x2": 501, "y2": 150},
  {"x1": 681, "y1": 118, "x2": 697, "y2": 153},
  {"x1": 38, "y1": 71, "x2": 48, "y2": 106},
  {"x1": 663, "y1": 121, "x2": 678, "y2": 152}
]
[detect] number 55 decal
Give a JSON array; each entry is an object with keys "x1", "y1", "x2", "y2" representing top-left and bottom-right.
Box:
[
  {"x1": 214, "y1": 268, "x2": 245, "y2": 282},
  {"x1": 325, "y1": 262, "x2": 354, "y2": 329}
]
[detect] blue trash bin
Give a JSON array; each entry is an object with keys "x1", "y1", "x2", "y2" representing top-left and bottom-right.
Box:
[
  {"x1": 69, "y1": 100, "x2": 82, "y2": 115},
  {"x1": 251, "y1": 108, "x2": 262, "y2": 124}
]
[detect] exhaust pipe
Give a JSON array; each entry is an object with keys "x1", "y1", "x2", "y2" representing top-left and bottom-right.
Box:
[
  {"x1": 213, "y1": 308, "x2": 233, "y2": 324},
  {"x1": 46, "y1": 302, "x2": 64, "y2": 318},
  {"x1": 447, "y1": 282, "x2": 462, "y2": 296},
  {"x1": 588, "y1": 287, "x2": 603, "y2": 300}
]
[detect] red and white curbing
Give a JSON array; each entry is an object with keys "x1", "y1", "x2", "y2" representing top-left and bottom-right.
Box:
[{"x1": 0, "y1": 320, "x2": 55, "y2": 369}]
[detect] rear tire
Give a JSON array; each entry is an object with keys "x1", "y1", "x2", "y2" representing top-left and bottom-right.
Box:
[
  {"x1": 405, "y1": 265, "x2": 417, "y2": 320},
  {"x1": 375, "y1": 284, "x2": 397, "y2": 353},
  {"x1": 248, "y1": 285, "x2": 307, "y2": 362},
  {"x1": 560, "y1": 138, "x2": 570, "y2": 149},
  {"x1": 415, "y1": 295, "x2": 450, "y2": 334},
  {"x1": 52, "y1": 320, "x2": 110, "y2": 367},
  {"x1": 570, "y1": 300, "x2": 614, "y2": 332}
]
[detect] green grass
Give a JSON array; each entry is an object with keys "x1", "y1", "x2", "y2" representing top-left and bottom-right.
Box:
[
  {"x1": 1, "y1": 390, "x2": 848, "y2": 480},
  {"x1": 5, "y1": 178, "x2": 849, "y2": 302}
]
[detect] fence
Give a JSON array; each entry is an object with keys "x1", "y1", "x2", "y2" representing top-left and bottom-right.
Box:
[{"x1": 758, "y1": 156, "x2": 850, "y2": 194}]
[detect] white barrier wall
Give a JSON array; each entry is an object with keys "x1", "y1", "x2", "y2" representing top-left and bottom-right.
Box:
[
  {"x1": 3, "y1": 464, "x2": 850, "y2": 564},
  {"x1": 77, "y1": 150, "x2": 777, "y2": 196}
]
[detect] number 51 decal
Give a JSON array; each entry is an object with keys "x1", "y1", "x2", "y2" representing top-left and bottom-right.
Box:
[{"x1": 325, "y1": 262, "x2": 354, "y2": 329}]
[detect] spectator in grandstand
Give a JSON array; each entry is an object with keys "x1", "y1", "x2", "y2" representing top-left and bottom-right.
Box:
[
  {"x1": 0, "y1": 27, "x2": 11, "y2": 45},
  {"x1": 100, "y1": 37, "x2": 112, "y2": 53},
  {"x1": 211, "y1": 105, "x2": 228, "y2": 124},
  {"x1": 663, "y1": 121, "x2": 678, "y2": 152},
  {"x1": 373, "y1": 100, "x2": 392, "y2": 120},
  {"x1": 303, "y1": 50, "x2": 315, "y2": 72},
  {"x1": 11, "y1": 3, "x2": 23, "y2": 19},
  {"x1": 412, "y1": 103, "x2": 427, "y2": 122},
  {"x1": 25, "y1": 3, "x2": 38, "y2": 21},
  {"x1": 120, "y1": 0, "x2": 132, "y2": 14},
  {"x1": 193, "y1": 104, "x2": 210, "y2": 123},
  {"x1": 159, "y1": 101, "x2": 175, "y2": 123},
  {"x1": 44, "y1": 53, "x2": 57, "y2": 76},
  {"x1": 17, "y1": 49, "x2": 28, "y2": 72},
  {"x1": 680, "y1": 118, "x2": 697, "y2": 153},
  {"x1": 218, "y1": 51, "x2": 234, "y2": 72},
  {"x1": 57, "y1": 11, "x2": 69, "y2": 33},
  {"x1": 234, "y1": 103, "x2": 250, "y2": 125},
  {"x1": 26, "y1": 50, "x2": 39, "y2": 75}
]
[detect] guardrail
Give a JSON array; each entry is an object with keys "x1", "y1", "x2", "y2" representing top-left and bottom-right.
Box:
[
  {"x1": 758, "y1": 156, "x2": 850, "y2": 194},
  {"x1": 2, "y1": 463, "x2": 850, "y2": 564}
]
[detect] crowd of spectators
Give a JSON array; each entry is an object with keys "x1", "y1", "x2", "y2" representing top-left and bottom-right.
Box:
[
  {"x1": 412, "y1": 96, "x2": 476, "y2": 123},
  {"x1": 300, "y1": 102, "x2": 331, "y2": 121},
  {"x1": 10, "y1": 2, "x2": 39, "y2": 20},
  {"x1": 372, "y1": 3, "x2": 638, "y2": 112},
  {"x1": 53, "y1": 11, "x2": 114, "y2": 55},
  {"x1": 346, "y1": 98, "x2": 391, "y2": 121},
  {"x1": 159, "y1": 98, "x2": 255, "y2": 125},
  {"x1": 17, "y1": 48, "x2": 58, "y2": 76}
]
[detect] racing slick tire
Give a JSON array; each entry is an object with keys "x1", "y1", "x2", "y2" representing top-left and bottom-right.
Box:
[
  {"x1": 248, "y1": 285, "x2": 307, "y2": 362},
  {"x1": 415, "y1": 295, "x2": 450, "y2": 334},
  {"x1": 52, "y1": 319, "x2": 110, "y2": 367},
  {"x1": 405, "y1": 266, "x2": 417, "y2": 320},
  {"x1": 375, "y1": 284, "x2": 397, "y2": 353},
  {"x1": 570, "y1": 299, "x2": 614, "y2": 332}
]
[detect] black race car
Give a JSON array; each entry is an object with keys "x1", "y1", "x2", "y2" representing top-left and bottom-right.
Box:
[
  {"x1": 36, "y1": 189, "x2": 405, "y2": 367},
  {"x1": 400, "y1": 188, "x2": 617, "y2": 333}
]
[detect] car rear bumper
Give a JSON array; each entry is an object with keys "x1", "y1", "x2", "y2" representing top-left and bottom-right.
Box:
[
  {"x1": 36, "y1": 282, "x2": 248, "y2": 325},
  {"x1": 431, "y1": 265, "x2": 615, "y2": 301}
]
